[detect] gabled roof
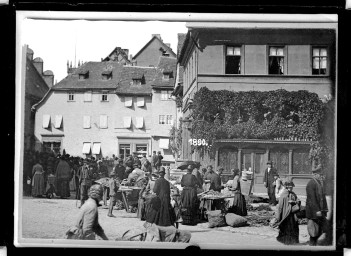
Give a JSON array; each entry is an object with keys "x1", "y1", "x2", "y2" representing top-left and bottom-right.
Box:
[
  {"x1": 177, "y1": 33, "x2": 186, "y2": 57},
  {"x1": 133, "y1": 36, "x2": 176, "y2": 60},
  {"x1": 103, "y1": 47, "x2": 131, "y2": 64},
  {"x1": 53, "y1": 62, "x2": 124, "y2": 90},
  {"x1": 115, "y1": 66, "x2": 157, "y2": 95},
  {"x1": 152, "y1": 56, "x2": 177, "y2": 89},
  {"x1": 25, "y1": 57, "x2": 50, "y2": 98}
]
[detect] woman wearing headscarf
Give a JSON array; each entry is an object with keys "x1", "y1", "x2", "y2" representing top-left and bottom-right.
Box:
[
  {"x1": 223, "y1": 168, "x2": 247, "y2": 216},
  {"x1": 180, "y1": 165, "x2": 202, "y2": 225},
  {"x1": 274, "y1": 177, "x2": 301, "y2": 245},
  {"x1": 31, "y1": 159, "x2": 46, "y2": 197}
]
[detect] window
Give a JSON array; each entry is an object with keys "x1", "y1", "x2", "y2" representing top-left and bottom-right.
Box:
[
  {"x1": 159, "y1": 115, "x2": 172, "y2": 125},
  {"x1": 161, "y1": 90, "x2": 172, "y2": 101},
  {"x1": 123, "y1": 116, "x2": 132, "y2": 128},
  {"x1": 99, "y1": 115, "x2": 108, "y2": 129},
  {"x1": 135, "y1": 117, "x2": 144, "y2": 129},
  {"x1": 119, "y1": 144, "x2": 131, "y2": 160},
  {"x1": 136, "y1": 97, "x2": 145, "y2": 107},
  {"x1": 54, "y1": 115, "x2": 63, "y2": 129},
  {"x1": 225, "y1": 46, "x2": 241, "y2": 74},
  {"x1": 163, "y1": 73, "x2": 170, "y2": 80},
  {"x1": 312, "y1": 47, "x2": 327, "y2": 75},
  {"x1": 82, "y1": 142, "x2": 91, "y2": 154},
  {"x1": 83, "y1": 116, "x2": 91, "y2": 129},
  {"x1": 269, "y1": 46, "x2": 284, "y2": 75},
  {"x1": 136, "y1": 144, "x2": 147, "y2": 158},
  {"x1": 125, "y1": 97, "x2": 133, "y2": 107},
  {"x1": 102, "y1": 71, "x2": 112, "y2": 80},
  {"x1": 101, "y1": 93, "x2": 108, "y2": 102},
  {"x1": 92, "y1": 143, "x2": 101, "y2": 155},
  {"x1": 132, "y1": 79, "x2": 142, "y2": 85},
  {"x1": 79, "y1": 71, "x2": 89, "y2": 80},
  {"x1": 84, "y1": 92, "x2": 92, "y2": 102},
  {"x1": 42, "y1": 115, "x2": 51, "y2": 128},
  {"x1": 43, "y1": 142, "x2": 61, "y2": 154},
  {"x1": 68, "y1": 92, "x2": 75, "y2": 101}
]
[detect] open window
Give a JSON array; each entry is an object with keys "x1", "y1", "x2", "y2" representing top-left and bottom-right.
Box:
[
  {"x1": 269, "y1": 46, "x2": 284, "y2": 75},
  {"x1": 312, "y1": 47, "x2": 327, "y2": 75},
  {"x1": 225, "y1": 46, "x2": 241, "y2": 74}
]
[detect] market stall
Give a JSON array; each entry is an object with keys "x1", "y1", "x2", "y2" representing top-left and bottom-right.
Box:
[{"x1": 198, "y1": 190, "x2": 234, "y2": 220}]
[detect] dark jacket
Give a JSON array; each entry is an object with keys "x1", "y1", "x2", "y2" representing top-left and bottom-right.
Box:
[
  {"x1": 306, "y1": 178, "x2": 328, "y2": 219},
  {"x1": 210, "y1": 172, "x2": 222, "y2": 192},
  {"x1": 263, "y1": 167, "x2": 278, "y2": 188}
]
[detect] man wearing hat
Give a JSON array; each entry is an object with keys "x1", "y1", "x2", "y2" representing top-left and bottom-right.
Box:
[
  {"x1": 107, "y1": 170, "x2": 119, "y2": 217},
  {"x1": 306, "y1": 163, "x2": 328, "y2": 246},
  {"x1": 263, "y1": 160, "x2": 279, "y2": 205},
  {"x1": 114, "y1": 158, "x2": 126, "y2": 181},
  {"x1": 79, "y1": 159, "x2": 93, "y2": 207}
]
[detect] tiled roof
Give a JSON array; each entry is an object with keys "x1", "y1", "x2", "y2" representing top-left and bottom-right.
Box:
[
  {"x1": 177, "y1": 33, "x2": 186, "y2": 57},
  {"x1": 133, "y1": 36, "x2": 176, "y2": 60},
  {"x1": 152, "y1": 56, "x2": 177, "y2": 89},
  {"x1": 115, "y1": 66, "x2": 157, "y2": 95},
  {"x1": 25, "y1": 57, "x2": 49, "y2": 98},
  {"x1": 53, "y1": 62, "x2": 123, "y2": 90}
]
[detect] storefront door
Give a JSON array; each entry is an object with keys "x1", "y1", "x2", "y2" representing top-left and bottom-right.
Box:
[{"x1": 241, "y1": 150, "x2": 266, "y2": 193}]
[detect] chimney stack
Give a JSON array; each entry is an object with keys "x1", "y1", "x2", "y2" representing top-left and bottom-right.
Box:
[
  {"x1": 152, "y1": 34, "x2": 162, "y2": 41},
  {"x1": 33, "y1": 57, "x2": 44, "y2": 74},
  {"x1": 42, "y1": 70, "x2": 54, "y2": 88},
  {"x1": 129, "y1": 54, "x2": 133, "y2": 61},
  {"x1": 26, "y1": 46, "x2": 34, "y2": 61}
]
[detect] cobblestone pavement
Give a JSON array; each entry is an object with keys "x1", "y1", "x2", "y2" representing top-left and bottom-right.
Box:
[{"x1": 19, "y1": 196, "x2": 316, "y2": 249}]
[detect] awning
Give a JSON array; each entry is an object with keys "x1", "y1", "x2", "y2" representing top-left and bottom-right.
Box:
[
  {"x1": 136, "y1": 97, "x2": 145, "y2": 107},
  {"x1": 42, "y1": 114, "x2": 51, "y2": 128},
  {"x1": 54, "y1": 115, "x2": 63, "y2": 128},
  {"x1": 123, "y1": 116, "x2": 132, "y2": 128},
  {"x1": 125, "y1": 97, "x2": 133, "y2": 107},
  {"x1": 83, "y1": 116, "x2": 91, "y2": 129},
  {"x1": 92, "y1": 143, "x2": 101, "y2": 155},
  {"x1": 159, "y1": 138, "x2": 169, "y2": 149},
  {"x1": 100, "y1": 115, "x2": 108, "y2": 128},
  {"x1": 135, "y1": 117, "x2": 144, "y2": 128},
  {"x1": 82, "y1": 142, "x2": 91, "y2": 154}
]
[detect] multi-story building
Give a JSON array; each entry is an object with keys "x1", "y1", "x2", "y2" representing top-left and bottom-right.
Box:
[
  {"x1": 175, "y1": 17, "x2": 337, "y2": 195},
  {"x1": 32, "y1": 37, "x2": 178, "y2": 167},
  {"x1": 23, "y1": 45, "x2": 53, "y2": 151}
]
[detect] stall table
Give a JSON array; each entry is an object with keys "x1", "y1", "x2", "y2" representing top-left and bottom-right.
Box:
[
  {"x1": 118, "y1": 186, "x2": 142, "y2": 212},
  {"x1": 199, "y1": 195, "x2": 235, "y2": 220}
]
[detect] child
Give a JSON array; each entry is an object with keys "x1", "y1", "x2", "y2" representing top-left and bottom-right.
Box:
[{"x1": 107, "y1": 170, "x2": 119, "y2": 217}]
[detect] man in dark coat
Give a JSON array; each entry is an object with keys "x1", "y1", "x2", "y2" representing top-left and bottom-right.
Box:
[
  {"x1": 114, "y1": 159, "x2": 126, "y2": 181},
  {"x1": 79, "y1": 159, "x2": 93, "y2": 207},
  {"x1": 151, "y1": 151, "x2": 158, "y2": 172},
  {"x1": 263, "y1": 160, "x2": 279, "y2": 205},
  {"x1": 306, "y1": 163, "x2": 328, "y2": 246},
  {"x1": 152, "y1": 167, "x2": 175, "y2": 226},
  {"x1": 156, "y1": 151, "x2": 163, "y2": 171},
  {"x1": 55, "y1": 154, "x2": 72, "y2": 199},
  {"x1": 209, "y1": 168, "x2": 222, "y2": 192}
]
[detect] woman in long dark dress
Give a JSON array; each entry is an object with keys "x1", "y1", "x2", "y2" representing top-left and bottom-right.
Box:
[
  {"x1": 31, "y1": 159, "x2": 46, "y2": 197},
  {"x1": 180, "y1": 165, "x2": 202, "y2": 225},
  {"x1": 275, "y1": 178, "x2": 300, "y2": 245}
]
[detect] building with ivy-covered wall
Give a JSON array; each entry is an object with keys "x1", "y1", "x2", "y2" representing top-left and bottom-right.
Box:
[{"x1": 174, "y1": 15, "x2": 336, "y2": 196}]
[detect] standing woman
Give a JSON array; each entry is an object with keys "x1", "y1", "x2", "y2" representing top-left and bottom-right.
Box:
[
  {"x1": 224, "y1": 168, "x2": 247, "y2": 216},
  {"x1": 180, "y1": 165, "x2": 202, "y2": 225},
  {"x1": 31, "y1": 159, "x2": 46, "y2": 197},
  {"x1": 275, "y1": 177, "x2": 300, "y2": 245},
  {"x1": 55, "y1": 154, "x2": 72, "y2": 199}
]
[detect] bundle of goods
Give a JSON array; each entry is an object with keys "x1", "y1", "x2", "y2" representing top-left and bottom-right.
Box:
[
  {"x1": 207, "y1": 210, "x2": 226, "y2": 228},
  {"x1": 225, "y1": 213, "x2": 247, "y2": 227},
  {"x1": 200, "y1": 190, "x2": 225, "y2": 199}
]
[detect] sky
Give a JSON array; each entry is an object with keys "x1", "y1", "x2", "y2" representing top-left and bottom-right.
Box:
[{"x1": 19, "y1": 19, "x2": 188, "y2": 83}]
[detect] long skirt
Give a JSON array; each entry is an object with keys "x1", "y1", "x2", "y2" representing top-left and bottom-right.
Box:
[
  {"x1": 227, "y1": 191, "x2": 247, "y2": 216},
  {"x1": 57, "y1": 179, "x2": 70, "y2": 198},
  {"x1": 32, "y1": 173, "x2": 45, "y2": 197},
  {"x1": 277, "y1": 213, "x2": 299, "y2": 245},
  {"x1": 137, "y1": 198, "x2": 146, "y2": 220},
  {"x1": 153, "y1": 197, "x2": 175, "y2": 227},
  {"x1": 180, "y1": 187, "x2": 199, "y2": 225}
]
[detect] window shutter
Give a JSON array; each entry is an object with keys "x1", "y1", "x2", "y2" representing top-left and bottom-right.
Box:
[
  {"x1": 136, "y1": 97, "x2": 145, "y2": 107},
  {"x1": 125, "y1": 97, "x2": 133, "y2": 107},
  {"x1": 100, "y1": 115, "x2": 108, "y2": 128},
  {"x1": 42, "y1": 115, "x2": 51, "y2": 128},
  {"x1": 83, "y1": 116, "x2": 91, "y2": 129},
  {"x1": 123, "y1": 116, "x2": 132, "y2": 128},
  {"x1": 92, "y1": 143, "x2": 101, "y2": 155},
  {"x1": 135, "y1": 117, "x2": 144, "y2": 128},
  {"x1": 54, "y1": 115, "x2": 63, "y2": 128},
  {"x1": 82, "y1": 143, "x2": 91, "y2": 154},
  {"x1": 159, "y1": 139, "x2": 169, "y2": 149}
]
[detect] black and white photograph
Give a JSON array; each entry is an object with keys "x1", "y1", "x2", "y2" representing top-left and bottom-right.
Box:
[{"x1": 14, "y1": 11, "x2": 339, "y2": 250}]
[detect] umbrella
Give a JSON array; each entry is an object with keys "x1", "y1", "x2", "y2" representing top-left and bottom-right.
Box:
[
  {"x1": 93, "y1": 177, "x2": 110, "y2": 187},
  {"x1": 177, "y1": 160, "x2": 201, "y2": 170}
]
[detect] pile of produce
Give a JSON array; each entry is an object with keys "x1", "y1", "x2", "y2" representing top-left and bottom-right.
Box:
[
  {"x1": 246, "y1": 210, "x2": 274, "y2": 227},
  {"x1": 200, "y1": 190, "x2": 225, "y2": 199}
]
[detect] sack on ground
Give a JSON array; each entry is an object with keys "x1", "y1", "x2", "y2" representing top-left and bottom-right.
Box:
[
  {"x1": 225, "y1": 213, "x2": 247, "y2": 227},
  {"x1": 307, "y1": 219, "x2": 320, "y2": 238},
  {"x1": 207, "y1": 210, "x2": 226, "y2": 228}
]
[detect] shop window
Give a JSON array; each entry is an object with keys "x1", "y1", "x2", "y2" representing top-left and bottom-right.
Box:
[
  {"x1": 293, "y1": 150, "x2": 312, "y2": 174},
  {"x1": 43, "y1": 141, "x2": 61, "y2": 154},
  {"x1": 270, "y1": 150, "x2": 289, "y2": 174},
  {"x1": 119, "y1": 144, "x2": 131, "y2": 160},
  {"x1": 312, "y1": 47, "x2": 327, "y2": 75},
  {"x1": 225, "y1": 46, "x2": 241, "y2": 74},
  {"x1": 269, "y1": 46, "x2": 284, "y2": 75}
]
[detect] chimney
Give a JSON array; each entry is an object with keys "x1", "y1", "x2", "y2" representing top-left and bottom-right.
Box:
[
  {"x1": 152, "y1": 34, "x2": 162, "y2": 41},
  {"x1": 33, "y1": 57, "x2": 44, "y2": 74},
  {"x1": 123, "y1": 49, "x2": 129, "y2": 57},
  {"x1": 42, "y1": 70, "x2": 54, "y2": 88},
  {"x1": 26, "y1": 46, "x2": 34, "y2": 61},
  {"x1": 129, "y1": 54, "x2": 133, "y2": 61}
]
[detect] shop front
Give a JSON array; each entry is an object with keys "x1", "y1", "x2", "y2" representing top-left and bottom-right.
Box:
[{"x1": 213, "y1": 139, "x2": 313, "y2": 196}]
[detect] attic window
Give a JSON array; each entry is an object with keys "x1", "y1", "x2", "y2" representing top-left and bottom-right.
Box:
[
  {"x1": 102, "y1": 71, "x2": 112, "y2": 80},
  {"x1": 163, "y1": 53, "x2": 170, "y2": 57},
  {"x1": 163, "y1": 71, "x2": 172, "y2": 80},
  {"x1": 79, "y1": 71, "x2": 89, "y2": 80},
  {"x1": 132, "y1": 79, "x2": 142, "y2": 85}
]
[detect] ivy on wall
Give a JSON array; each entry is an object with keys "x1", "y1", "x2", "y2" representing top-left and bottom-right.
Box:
[
  {"x1": 169, "y1": 117, "x2": 183, "y2": 159},
  {"x1": 191, "y1": 87, "x2": 325, "y2": 146}
]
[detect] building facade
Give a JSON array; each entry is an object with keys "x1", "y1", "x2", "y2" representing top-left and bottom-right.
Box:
[
  {"x1": 176, "y1": 19, "x2": 337, "y2": 195},
  {"x1": 32, "y1": 38, "x2": 178, "y2": 167}
]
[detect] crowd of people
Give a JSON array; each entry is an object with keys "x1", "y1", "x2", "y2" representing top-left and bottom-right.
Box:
[{"x1": 24, "y1": 149, "x2": 333, "y2": 246}]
